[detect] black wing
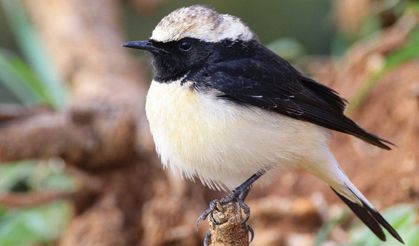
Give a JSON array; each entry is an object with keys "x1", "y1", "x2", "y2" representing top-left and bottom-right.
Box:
[{"x1": 190, "y1": 52, "x2": 392, "y2": 149}]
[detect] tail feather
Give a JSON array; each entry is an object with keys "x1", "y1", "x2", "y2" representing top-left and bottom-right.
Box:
[
  {"x1": 306, "y1": 144, "x2": 402, "y2": 243},
  {"x1": 331, "y1": 187, "x2": 404, "y2": 244}
]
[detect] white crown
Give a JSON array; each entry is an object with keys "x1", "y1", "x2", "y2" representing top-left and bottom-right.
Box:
[{"x1": 151, "y1": 5, "x2": 254, "y2": 43}]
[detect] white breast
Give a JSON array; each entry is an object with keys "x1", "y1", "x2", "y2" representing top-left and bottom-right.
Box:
[{"x1": 145, "y1": 80, "x2": 330, "y2": 190}]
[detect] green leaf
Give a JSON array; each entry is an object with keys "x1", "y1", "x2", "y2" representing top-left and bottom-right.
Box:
[
  {"x1": 407, "y1": 1, "x2": 419, "y2": 13},
  {"x1": 0, "y1": 162, "x2": 36, "y2": 193},
  {"x1": 1, "y1": 0, "x2": 68, "y2": 108},
  {"x1": 0, "y1": 161, "x2": 75, "y2": 245},
  {"x1": 384, "y1": 28, "x2": 419, "y2": 69},
  {"x1": 0, "y1": 49, "x2": 54, "y2": 104},
  {"x1": 349, "y1": 204, "x2": 419, "y2": 245},
  {"x1": 0, "y1": 51, "x2": 39, "y2": 104},
  {"x1": 0, "y1": 202, "x2": 72, "y2": 246},
  {"x1": 380, "y1": 204, "x2": 417, "y2": 228},
  {"x1": 0, "y1": 161, "x2": 76, "y2": 194}
]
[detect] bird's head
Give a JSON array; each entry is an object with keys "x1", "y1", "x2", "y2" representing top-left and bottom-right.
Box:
[{"x1": 123, "y1": 5, "x2": 254, "y2": 82}]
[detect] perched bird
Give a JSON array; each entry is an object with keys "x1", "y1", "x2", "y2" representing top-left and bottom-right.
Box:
[{"x1": 123, "y1": 5, "x2": 403, "y2": 244}]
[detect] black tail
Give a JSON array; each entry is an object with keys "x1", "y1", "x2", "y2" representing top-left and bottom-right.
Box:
[{"x1": 331, "y1": 187, "x2": 404, "y2": 244}]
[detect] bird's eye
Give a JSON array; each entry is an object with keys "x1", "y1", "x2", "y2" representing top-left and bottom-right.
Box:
[{"x1": 179, "y1": 41, "x2": 192, "y2": 51}]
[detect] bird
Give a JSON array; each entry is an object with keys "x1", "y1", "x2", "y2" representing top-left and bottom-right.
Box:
[{"x1": 123, "y1": 5, "x2": 404, "y2": 244}]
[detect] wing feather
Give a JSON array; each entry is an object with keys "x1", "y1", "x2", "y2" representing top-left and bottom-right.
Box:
[{"x1": 191, "y1": 54, "x2": 392, "y2": 149}]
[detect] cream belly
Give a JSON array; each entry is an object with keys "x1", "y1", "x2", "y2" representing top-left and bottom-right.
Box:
[{"x1": 145, "y1": 80, "x2": 331, "y2": 190}]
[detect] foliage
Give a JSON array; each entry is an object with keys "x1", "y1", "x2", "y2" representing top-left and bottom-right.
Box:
[
  {"x1": 0, "y1": 161, "x2": 75, "y2": 246},
  {"x1": 0, "y1": 1, "x2": 73, "y2": 245},
  {"x1": 350, "y1": 204, "x2": 419, "y2": 246},
  {"x1": 0, "y1": 202, "x2": 72, "y2": 246},
  {"x1": 0, "y1": 0, "x2": 68, "y2": 108},
  {"x1": 0, "y1": 49, "x2": 53, "y2": 104},
  {"x1": 332, "y1": 0, "x2": 407, "y2": 56},
  {"x1": 315, "y1": 204, "x2": 419, "y2": 245},
  {"x1": 0, "y1": 161, "x2": 76, "y2": 194},
  {"x1": 349, "y1": 21, "x2": 419, "y2": 113}
]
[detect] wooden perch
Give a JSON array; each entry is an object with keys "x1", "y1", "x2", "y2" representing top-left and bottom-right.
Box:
[
  {"x1": 0, "y1": 191, "x2": 74, "y2": 208},
  {"x1": 208, "y1": 202, "x2": 250, "y2": 246}
]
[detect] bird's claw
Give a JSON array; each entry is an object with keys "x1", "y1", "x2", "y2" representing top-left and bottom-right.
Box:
[
  {"x1": 247, "y1": 223, "x2": 254, "y2": 242},
  {"x1": 196, "y1": 199, "x2": 218, "y2": 229},
  {"x1": 238, "y1": 199, "x2": 250, "y2": 223}
]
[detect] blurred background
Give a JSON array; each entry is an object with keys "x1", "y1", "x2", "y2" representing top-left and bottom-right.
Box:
[{"x1": 0, "y1": 0, "x2": 418, "y2": 245}]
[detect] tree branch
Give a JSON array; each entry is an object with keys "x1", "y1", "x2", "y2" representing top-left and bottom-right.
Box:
[
  {"x1": 0, "y1": 103, "x2": 136, "y2": 168},
  {"x1": 0, "y1": 104, "x2": 51, "y2": 122},
  {"x1": 0, "y1": 191, "x2": 74, "y2": 208}
]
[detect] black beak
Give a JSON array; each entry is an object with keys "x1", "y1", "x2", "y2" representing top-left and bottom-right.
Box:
[{"x1": 122, "y1": 40, "x2": 167, "y2": 54}]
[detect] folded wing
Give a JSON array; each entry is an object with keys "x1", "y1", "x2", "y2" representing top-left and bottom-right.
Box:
[{"x1": 193, "y1": 55, "x2": 392, "y2": 150}]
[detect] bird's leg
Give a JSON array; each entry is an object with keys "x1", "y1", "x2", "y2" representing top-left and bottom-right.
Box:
[{"x1": 197, "y1": 170, "x2": 266, "y2": 243}]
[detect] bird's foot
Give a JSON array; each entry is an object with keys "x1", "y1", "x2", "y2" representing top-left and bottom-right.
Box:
[
  {"x1": 197, "y1": 187, "x2": 254, "y2": 245},
  {"x1": 196, "y1": 185, "x2": 251, "y2": 228},
  {"x1": 197, "y1": 172, "x2": 265, "y2": 245}
]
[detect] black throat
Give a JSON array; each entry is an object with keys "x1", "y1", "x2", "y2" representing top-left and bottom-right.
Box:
[{"x1": 150, "y1": 38, "x2": 259, "y2": 83}]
